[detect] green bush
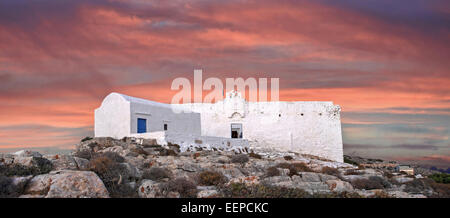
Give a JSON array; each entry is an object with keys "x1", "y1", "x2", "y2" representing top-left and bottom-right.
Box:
[
  {"x1": 344, "y1": 156, "x2": 358, "y2": 166},
  {"x1": 428, "y1": 173, "x2": 450, "y2": 184},
  {"x1": 198, "y1": 171, "x2": 226, "y2": 186},
  {"x1": 81, "y1": 136, "x2": 93, "y2": 142}
]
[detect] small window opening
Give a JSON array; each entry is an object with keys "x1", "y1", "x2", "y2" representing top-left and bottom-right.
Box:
[
  {"x1": 164, "y1": 124, "x2": 168, "y2": 131},
  {"x1": 278, "y1": 114, "x2": 281, "y2": 117},
  {"x1": 231, "y1": 123, "x2": 243, "y2": 139},
  {"x1": 300, "y1": 113, "x2": 304, "y2": 116},
  {"x1": 319, "y1": 113, "x2": 322, "y2": 116}
]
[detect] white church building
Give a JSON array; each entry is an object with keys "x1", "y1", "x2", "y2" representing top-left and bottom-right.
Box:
[{"x1": 95, "y1": 91, "x2": 343, "y2": 162}]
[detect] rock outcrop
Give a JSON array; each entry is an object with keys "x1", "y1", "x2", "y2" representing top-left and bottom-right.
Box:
[{"x1": 1, "y1": 137, "x2": 448, "y2": 198}]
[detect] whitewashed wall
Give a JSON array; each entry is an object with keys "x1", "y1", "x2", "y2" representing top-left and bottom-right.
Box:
[
  {"x1": 95, "y1": 92, "x2": 343, "y2": 162},
  {"x1": 131, "y1": 131, "x2": 249, "y2": 153},
  {"x1": 95, "y1": 93, "x2": 201, "y2": 139},
  {"x1": 176, "y1": 91, "x2": 344, "y2": 162},
  {"x1": 95, "y1": 93, "x2": 131, "y2": 139}
]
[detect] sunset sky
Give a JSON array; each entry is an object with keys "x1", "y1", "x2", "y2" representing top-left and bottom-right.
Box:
[{"x1": 0, "y1": 0, "x2": 449, "y2": 168}]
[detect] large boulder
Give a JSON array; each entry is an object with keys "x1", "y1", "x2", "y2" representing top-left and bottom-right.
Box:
[
  {"x1": 24, "y1": 170, "x2": 109, "y2": 198},
  {"x1": 293, "y1": 182, "x2": 331, "y2": 195},
  {"x1": 228, "y1": 176, "x2": 260, "y2": 186},
  {"x1": 73, "y1": 157, "x2": 90, "y2": 170},
  {"x1": 261, "y1": 176, "x2": 293, "y2": 187},
  {"x1": 292, "y1": 172, "x2": 338, "y2": 183},
  {"x1": 51, "y1": 155, "x2": 78, "y2": 170},
  {"x1": 138, "y1": 179, "x2": 162, "y2": 198},
  {"x1": 388, "y1": 191, "x2": 427, "y2": 198},
  {"x1": 100, "y1": 146, "x2": 125, "y2": 156},
  {"x1": 120, "y1": 162, "x2": 142, "y2": 180},
  {"x1": 25, "y1": 174, "x2": 53, "y2": 195},
  {"x1": 197, "y1": 189, "x2": 219, "y2": 198},
  {"x1": 326, "y1": 180, "x2": 354, "y2": 193},
  {"x1": 178, "y1": 162, "x2": 201, "y2": 172},
  {"x1": 392, "y1": 176, "x2": 414, "y2": 184},
  {"x1": 13, "y1": 156, "x2": 35, "y2": 167}
]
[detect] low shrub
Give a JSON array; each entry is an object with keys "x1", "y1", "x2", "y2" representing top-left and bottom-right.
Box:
[
  {"x1": 404, "y1": 178, "x2": 433, "y2": 194},
  {"x1": 326, "y1": 191, "x2": 363, "y2": 198},
  {"x1": 248, "y1": 152, "x2": 262, "y2": 159},
  {"x1": 108, "y1": 183, "x2": 138, "y2": 198},
  {"x1": 0, "y1": 157, "x2": 52, "y2": 176},
  {"x1": 369, "y1": 176, "x2": 391, "y2": 188},
  {"x1": 198, "y1": 171, "x2": 226, "y2": 186},
  {"x1": 372, "y1": 190, "x2": 391, "y2": 198},
  {"x1": 221, "y1": 183, "x2": 364, "y2": 198},
  {"x1": 283, "y1": 156, "x2": 293, "y2": 161},
  {"x1": 383, "y1": 171, "x2": 394, "y2": 179},
  {"x1": 74, "y1": 150, "x2": 94, "y2": 160},
  {"x1": 129, "y1": 147, "x2": 148, "y2": 156},
  {"x1": 142, "y1": 167, "x2": 171, "y2": 181},
  {"x1": 351, "y1": 176, "x2": 389, "y2": 190},
  {"x1": 33, "y1": 157, "x2": 53, "y2": 174},
  {"x1": 88, "y1": 155, "x2": 134, "y2": 198},
  {"x1": 344, "y1": 169, "x2": 363, "y2": 175},
  {"x1": 221, "y1": 183, "x2": 310, "y2": 198},
  {"x1": 266, "y1": 167, "x2": 280, "y2": 177},
  {"x1": 160, "y1": 178, "x2": 198, "y2": 198},
  {"x1": 0, "y1": 175, "x2": 22, "y2": 198},
  {"x1": 429, "y1": 182, "x2": 450, "y2": 198},
  {"x1": 276, "y1": 162, "x2": 313, "y2": 176},
  {"x1": 428, "y1": 173, "x2": 450, "y2": 184},
  {"x1": 159, "y1": 148, "x2": 178, "y2": 156},
  {"x1": 99, "y1": 152, "x2": 125, "y2": 163},
  {"x1": 231, "y1": 154, "x2": 249, "y2": 164},
  {"x1": 81, "y1": 136, "x2": 93, "y2": 142},
  {"x1": 193, "y1": 153, "x2": 201, "y2": 159},
  {"x1": 343, "y1": 156, "x2": 358, "y2": 166},
  {"x1": 321, "y1": 167, "x2": 340, "y2": 177}
]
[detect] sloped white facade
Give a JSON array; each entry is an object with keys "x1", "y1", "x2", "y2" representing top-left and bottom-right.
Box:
[{"x1": 95, "y1": 91, "x2": 343, "y2": 162}]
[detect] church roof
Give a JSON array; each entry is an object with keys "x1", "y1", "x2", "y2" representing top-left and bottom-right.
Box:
[{"x1": 113, "y1": 92, "x2": 174, "y2": 109}]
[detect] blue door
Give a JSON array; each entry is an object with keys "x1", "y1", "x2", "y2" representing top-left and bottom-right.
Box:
[{"x1": 137, "y1": 118, "x2": 147, "y2": 133}]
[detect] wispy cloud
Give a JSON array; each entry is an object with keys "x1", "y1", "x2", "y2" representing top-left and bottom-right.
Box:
[{"x1": 0, "y1": 0, "x2": 448, "y2": 167}]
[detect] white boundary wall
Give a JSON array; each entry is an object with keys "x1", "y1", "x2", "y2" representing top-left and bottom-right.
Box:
[
  {"x1": 131, "y1": 131, "x2": 249, "y2": 153},
  {"x1": 175, "y1": 91, "x2": 343, "y2": 162},
  {"x1": 95, "y1": 92, "x2": 343, "y2": 162}
]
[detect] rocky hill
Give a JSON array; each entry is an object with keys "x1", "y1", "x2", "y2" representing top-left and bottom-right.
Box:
[{"x1": 0, "y1": 137, "x2": 449, "y2": 198}]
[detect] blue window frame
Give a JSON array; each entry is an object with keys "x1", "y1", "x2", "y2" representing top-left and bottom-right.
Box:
[{"x1": 137, "y1": 118, "x2": 147, "y2": 133}]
